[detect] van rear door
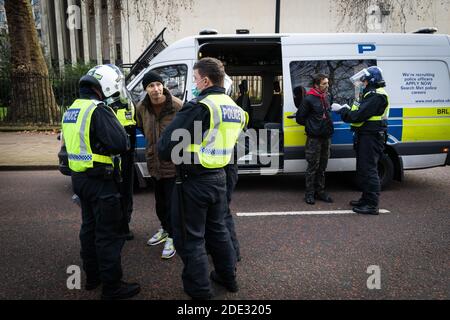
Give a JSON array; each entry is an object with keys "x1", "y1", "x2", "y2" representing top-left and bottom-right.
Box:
[{"x1": 123, "y1": 28, "x2": 168, "y2": 85}]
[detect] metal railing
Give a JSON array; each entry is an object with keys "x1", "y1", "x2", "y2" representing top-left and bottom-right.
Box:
[{"x1": 0, "y1": 74, "x2": 80, "y2": 125}]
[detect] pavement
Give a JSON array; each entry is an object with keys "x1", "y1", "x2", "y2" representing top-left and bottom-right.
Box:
[{"x1": 0, "y1": 131, "x2": 60, "y2": 169}]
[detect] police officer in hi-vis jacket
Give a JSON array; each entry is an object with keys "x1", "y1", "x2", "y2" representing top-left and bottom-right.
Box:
[
  {"x1": 158, "y1": 58, "x2": 248, "y2": 300},
  {"x1": 62, "y1": 65, "x2": 140, "y2": 300},
  {"x1": 332, "y1": 66, "x2": 390, "y2": 215}
]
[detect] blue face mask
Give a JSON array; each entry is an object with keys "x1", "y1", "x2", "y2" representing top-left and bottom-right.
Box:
[{"x1": 192, "y1": 83, "x2": 201, "y2": 97}]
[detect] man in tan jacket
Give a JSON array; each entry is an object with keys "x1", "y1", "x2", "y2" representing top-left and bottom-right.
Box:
[{"x1": 136, "y1": 71, "x2": 182, "y2": 259}]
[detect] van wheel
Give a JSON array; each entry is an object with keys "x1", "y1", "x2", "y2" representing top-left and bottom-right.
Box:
[{"x1": 378, "y1": 153, "x2": 394, "y2": 190}]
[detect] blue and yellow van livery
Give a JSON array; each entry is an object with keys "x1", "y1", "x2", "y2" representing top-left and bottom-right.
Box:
[{"x1": 125, "y1": 30, "x2": 450, "y2": 188}]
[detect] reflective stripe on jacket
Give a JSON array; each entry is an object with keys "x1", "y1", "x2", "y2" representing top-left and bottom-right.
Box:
[
  {"x1": 185, "y1": 94, "x2": 248, "y2": 169},
  {"x1": 62, "y1": 99, "x2": 113, "y2": 172},
  {"x1": 350, "y1": 87, "x2": 390, "y2": 128}
]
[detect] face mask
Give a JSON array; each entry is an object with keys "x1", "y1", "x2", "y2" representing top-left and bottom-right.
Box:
[
  {"x1": 192, "y1": 83, "x2": 201, "y2": 97},
  {"x1": 104, "y1": 95, "x2": 120, "y2": 106},
  {"x1": 355, "y1": 84, "x2": 366, "y2": 101},
  {"x1": 359, "y1": 85, "x2": 365, "y2": 94}
]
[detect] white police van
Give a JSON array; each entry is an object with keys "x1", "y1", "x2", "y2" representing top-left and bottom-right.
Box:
[{"x1": 124, "y1": 28, "x2": 450, "y2": 188}]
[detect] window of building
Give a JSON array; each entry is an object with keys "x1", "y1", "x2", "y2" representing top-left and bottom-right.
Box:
[
  {"x1": 289, "y1": 59, "x2": 376, "y2": 105},
  {"x1": 130, "y1": 64, "x2": 188, "y2": 102}
]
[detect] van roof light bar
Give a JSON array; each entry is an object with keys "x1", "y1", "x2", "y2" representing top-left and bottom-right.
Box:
[
  {"x1": 412, "y1": 27, "x2": 438, "y2": 34},
  {"x1": 199, "y1": 29, "x2": 218, "y2": 35}
]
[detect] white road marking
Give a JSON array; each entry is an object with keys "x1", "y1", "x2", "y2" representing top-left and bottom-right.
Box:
[{"x1": 236, "y1": 209, "x2": 390, "y2": 217}]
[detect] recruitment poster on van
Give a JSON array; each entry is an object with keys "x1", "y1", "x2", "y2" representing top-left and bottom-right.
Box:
[{"x1": 383, "y1": 61, "x2": 450, "y2": 105}]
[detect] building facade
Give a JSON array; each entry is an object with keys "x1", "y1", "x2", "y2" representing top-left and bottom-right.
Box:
[{"x1": 5, "y1": 0, "x2": 450, "y2": 68}]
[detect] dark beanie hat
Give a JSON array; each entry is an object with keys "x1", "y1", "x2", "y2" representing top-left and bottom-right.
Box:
[{"x1": 142, "y1": 71, "x2": 164, "y2": 89}]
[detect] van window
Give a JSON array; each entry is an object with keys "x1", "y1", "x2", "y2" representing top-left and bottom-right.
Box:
[
  {"x1": 289, "y1": 60, "x2": 376, "y2": 105},
  {"x1": 130, "y1": 64, "x2": 188, "y2": 102},
  {"x1": 230, "y1": 76, "x2": 263, "y2": 105}
]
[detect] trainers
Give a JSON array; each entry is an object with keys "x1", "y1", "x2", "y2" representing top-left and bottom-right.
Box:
[
  {"x1": 161, "y1": 237, "x2": 176, "y2": 259},
  {"x1": 147, "y1": 228, "x2": 168, "y2": 246}
]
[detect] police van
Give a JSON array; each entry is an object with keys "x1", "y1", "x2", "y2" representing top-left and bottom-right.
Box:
[{"x1": 122, "y1": 28, "x2": 450, "y2": 188}]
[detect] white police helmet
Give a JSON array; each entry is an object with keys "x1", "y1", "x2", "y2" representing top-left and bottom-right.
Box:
[
  {"x1": 224, "y1": 74, "x2": 233, "y2": 96},
  {"x1": 81, "y1": 64, "x2": 126, "y2": 103}
]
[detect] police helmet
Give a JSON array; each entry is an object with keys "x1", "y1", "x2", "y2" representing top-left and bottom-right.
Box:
[
  {"x1": 79, "y1": 64, "x2": 126, "y2": 101},
  {"x1": 350, "y1": 66, "x2": 385, "y2": 87},
  {"x1": 361, "y1": 66, "x2": 385, "y2": 86},
  {"x1": 224, "y1": 74, "x2": 233, "y2": 96}
]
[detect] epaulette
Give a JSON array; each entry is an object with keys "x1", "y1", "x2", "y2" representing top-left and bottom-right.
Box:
[
  {"x1": 92, "y1": 99, "x2": 104, "y2": 106},
  {"x1": 189, "y1": 93, "x2": 208, "y2": 105},
  {"x1": 189, "y1": 97, "x2": 200, "y2": 105}
]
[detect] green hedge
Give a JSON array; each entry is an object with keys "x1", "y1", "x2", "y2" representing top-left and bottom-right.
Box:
[{"x1": 0, "y1": 106, "x2": 7, "y2": 121}]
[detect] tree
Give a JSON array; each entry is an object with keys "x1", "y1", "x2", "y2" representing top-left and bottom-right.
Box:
[{"x1": 4, "y1": 0, "x2": 59, "y2": 125}]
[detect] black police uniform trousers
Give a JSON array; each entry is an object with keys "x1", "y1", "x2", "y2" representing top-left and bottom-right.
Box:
[
  {"x1": 120, "y1": 126, "x2": 136, "y2": 233},
  {"x1": 171, "y1": 168, "x2": 236, "y2": 299},
  {"x1": 354, "y1": 131, "x2": 385, "y2": 207},
  {"x1": 72, "y1": 171, "x2": 125, "y2": 286},
  {"x1": 224, "y1": 163, "x2": 240, "y2": 260}
]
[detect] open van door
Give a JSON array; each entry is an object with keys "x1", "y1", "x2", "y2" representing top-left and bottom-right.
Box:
[
  {"x1": 122, "y1": 28, "x2": 168, "y2": 85},
  {"x1": 197, "y1": 37, "x2": 284, "y2": 175}
]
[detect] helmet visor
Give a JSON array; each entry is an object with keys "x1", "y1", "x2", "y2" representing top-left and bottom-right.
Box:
[{"x1": 350, "y1": 68, "x2": 371, "y2": 85}]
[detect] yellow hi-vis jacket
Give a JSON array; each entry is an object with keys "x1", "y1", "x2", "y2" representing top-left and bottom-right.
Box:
[
  {"x1": 350, "y1": 87, "x2": 390, "y2": 128},
  {"x1": 115, "y1": 103, "x2": 136, "y2": 127},
  {"x1": 185, "y1": 94, "x2": 248, "y2": 169},
  {"x1": 61, "y1": 99, "x2": 113, "y2": 172}
]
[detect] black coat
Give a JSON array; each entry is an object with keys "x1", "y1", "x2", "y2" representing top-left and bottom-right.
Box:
[
  {"x1": 295, "y1": 93, "x2": 334, "y2": 138},
  {"x1": 340, "y1": 85, "x2": 388, "y2": 134}
]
